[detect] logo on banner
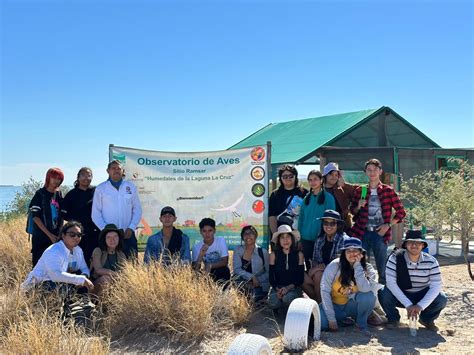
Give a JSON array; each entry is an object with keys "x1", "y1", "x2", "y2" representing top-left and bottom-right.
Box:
[
  {"x1": 252, "y1": 183, "x2": 265, "y2": 197},
  {"x1": 251, "y1": 166, "x2": 265, "y2": 181},
  {"x1": 252, "y1": 200, "x2": 265, "y2": 214},
  {"x1": 250, "y1": 147, "x2": 265, "y2": 162}
]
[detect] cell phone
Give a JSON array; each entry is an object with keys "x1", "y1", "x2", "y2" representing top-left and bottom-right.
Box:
[{"x1": 361, "y1": 185, "x2": 368, "y2": 200}]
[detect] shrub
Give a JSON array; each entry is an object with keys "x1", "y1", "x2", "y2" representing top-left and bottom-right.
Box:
[
  {"x1": 103, "y1": 260, "x2": 251, "y2": 341},
  {"x1": 0, "y1": 287, "x2": 109, "y2": 354}
]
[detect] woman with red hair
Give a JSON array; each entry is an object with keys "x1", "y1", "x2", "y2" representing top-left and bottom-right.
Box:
[{"x1": 28, "y1": 167, "x2": 65, "y2": 266}]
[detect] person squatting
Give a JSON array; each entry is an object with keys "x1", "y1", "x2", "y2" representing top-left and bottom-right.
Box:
[{"x1": 23, "y1": 159, "x2": 447, "y2": 337}]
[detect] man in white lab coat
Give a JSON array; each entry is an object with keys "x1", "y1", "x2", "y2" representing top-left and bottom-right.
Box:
[{"x1": 92, "y1": 160, "x2": 142, "y2": 258}]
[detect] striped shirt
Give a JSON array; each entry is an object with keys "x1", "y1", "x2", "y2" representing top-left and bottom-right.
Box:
[{"x1": 386, "y1": 250, "x2": 442, "y2": 310}]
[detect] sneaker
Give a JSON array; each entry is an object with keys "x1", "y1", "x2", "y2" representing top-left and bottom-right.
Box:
[
  {"x1": 385, "y1": 320, "x2": 400, "y2": 329},
  {"x1": 419, "y1": 319, "x2": 439, "y2": 331},
  {"x1": 368, "y1": 311, "x2": 386, "y2": 326}
]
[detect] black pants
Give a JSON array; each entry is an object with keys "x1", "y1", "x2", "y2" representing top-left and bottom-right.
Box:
[
  {"x1": 300, "y1": 239, "x2": 315, "y2": 271},
  {"x1": 31, "y1": 232, "x2": 53, "y2": 267},
  {"x1": 210, "y1": 266, "x2": 231, "y2": 283}
]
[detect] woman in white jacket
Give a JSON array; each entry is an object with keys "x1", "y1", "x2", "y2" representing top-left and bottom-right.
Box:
[{"x1": 319, "y1": 237, "x2": 377, "y2": 334}]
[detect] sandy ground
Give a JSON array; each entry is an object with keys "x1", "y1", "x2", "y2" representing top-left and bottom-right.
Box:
[
  {"x1": 5, "y1": 256, "x2": 472, "y2": 354},
  {"x1": 224, "y1": 256, "x2": 474, "y2": 354},
  {"x1": 109, "y1": 256, "x2": 474, "y2": 354}
]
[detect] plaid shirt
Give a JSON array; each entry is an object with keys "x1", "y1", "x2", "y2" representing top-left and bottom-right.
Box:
[
  {"x1": 312, "y1": 231, "x2": 346, "y2": 265},
  {"x1": 349, "y1": 182, "x2": 406, "y2": 244}
]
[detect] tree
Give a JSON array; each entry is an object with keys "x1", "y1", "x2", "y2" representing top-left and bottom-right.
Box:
[
  {"x1": 2, "y1": 177, "x2": 70, "y2": 220},
  {"x1": 401, "y1": 160, "x2": 474, "y2": 280}
]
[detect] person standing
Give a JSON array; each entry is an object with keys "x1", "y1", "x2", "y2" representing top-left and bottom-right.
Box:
[
  {"x1": 322, "y1": 162, "x2": 357, "y2": 233},
  {"x1": 268, "y1": 165, "x2": 308, "y2": 234},
  {"x1": 28, "y1": 167, "x2": 65, "y2": 267},
  {"x1": 63, "y1": 167, "x2": 100, "y2": 265},
  {"x1": 350, "y1": 158, "x2": 406, "y2": 284},
  {"x1": 298, "y1": 170, "x2": 335, "y2": 270},
  {"x1": 92, "y1": 160, "x2": 142, "y2": 258}
]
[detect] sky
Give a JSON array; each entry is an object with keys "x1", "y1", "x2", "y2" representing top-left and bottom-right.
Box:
[{"x1": 1, "y1": 0, "x2": 473, "y2": 186}]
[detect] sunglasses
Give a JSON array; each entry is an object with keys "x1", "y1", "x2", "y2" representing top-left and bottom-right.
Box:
[
  {"x1": 281, "y1": 174, "x2": 295, "y2": 180},
  {"x1": 323, "y1": 221, "x2": 337, "y2": 227},
  {"x1": 65, "y1": 231, "x2": 84, "y2": 239}
]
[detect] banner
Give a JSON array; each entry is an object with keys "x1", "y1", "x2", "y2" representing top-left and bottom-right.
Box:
[{"x1": 109, "y1": 145, "x2": 270, "y2": 250}]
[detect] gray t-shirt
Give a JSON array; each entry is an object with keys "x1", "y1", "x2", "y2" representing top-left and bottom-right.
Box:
[{"x1": 368, "y1": 188, "x2": 383, "y2": 227}]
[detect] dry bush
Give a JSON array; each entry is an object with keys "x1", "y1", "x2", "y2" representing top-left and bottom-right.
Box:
[
  {"x1": 104, "y1": 260, "x2": 251, "y2": 341},
  {"x1": 0, "y1": 216, "x2": 31, "y2": 287},
  {"x1": 0, "y1": 287, "x2": 109, "y2": 354}
]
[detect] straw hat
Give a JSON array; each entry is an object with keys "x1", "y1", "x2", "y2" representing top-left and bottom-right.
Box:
[{"x1": 271, "y1": 224, "x2": 301, "y2": 244}]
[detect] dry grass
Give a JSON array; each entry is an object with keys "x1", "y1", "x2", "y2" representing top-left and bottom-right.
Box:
[
  {"x1": 103, "y1": 260, "x2": 251, "y2": 341},
  {"x1": 0, "y1": 286, "x2": 110, "y2": 354},
  {"x1": 0, "y1": 216, "x2": 251, "y2": 352},
  {"x1": 0, "y1": 216, "x2": 31, "y2": 288}
]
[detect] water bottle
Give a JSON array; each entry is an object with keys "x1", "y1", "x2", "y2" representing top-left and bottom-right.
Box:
[{"x1": 408, "y1": 316, "x2": 418, "y2": 336}]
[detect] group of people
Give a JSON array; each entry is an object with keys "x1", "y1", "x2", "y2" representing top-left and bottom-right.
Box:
[
  {"x1": 21, "y1": 158, "x2": 447, "y2": 336},
  {"x1": 265, "y1": 159, "x2": 447, "y2": 334}
]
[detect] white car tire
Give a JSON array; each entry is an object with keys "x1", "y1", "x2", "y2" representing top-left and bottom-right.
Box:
[
  {"x1": 283, "y1": 298, "x2": 321, "y2": 351},
  {"x1": 227, "y1": 333, "x2": 273, "y2": 355}
]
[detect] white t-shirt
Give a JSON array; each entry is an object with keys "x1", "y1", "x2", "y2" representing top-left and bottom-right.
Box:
[
  {"x1": 192, "y1": 237, "x2": 229, "y2": 264},
  {"x1": 368, "y1": 188, "x2": 383, "y2": 227}
]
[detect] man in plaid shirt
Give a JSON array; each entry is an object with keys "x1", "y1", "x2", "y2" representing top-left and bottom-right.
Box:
[{"x1": 350, "y1": 159, "x2": 406, "y2": 284}]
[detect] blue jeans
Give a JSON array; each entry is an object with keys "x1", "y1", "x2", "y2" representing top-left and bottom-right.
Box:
[
  {"x1": 379, "y1": 286, "x2": 447, "y2": 323},
  {"x1": 362, "y1": 231, "x2": 387, "y2": 284},
  {"x1": 122, "y1": 230, "x2": 138, "y2": 259},
  {"x1": 267, "y1": 287, "x2": 302, "y2": 310},
  {"x1": 319, "y1": 291, "x2": 376, "y2": 330}
]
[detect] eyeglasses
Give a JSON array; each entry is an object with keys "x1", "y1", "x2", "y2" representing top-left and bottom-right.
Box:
[
  {"x1": 281, "y1": 174, "x2": 295, "y2": 180},
  {"x1": 65, "y1": 231, "x2": 84, "y2": 238},
  {"x1": 323, "y1": 221, "x2": 337, "y2": 227}
]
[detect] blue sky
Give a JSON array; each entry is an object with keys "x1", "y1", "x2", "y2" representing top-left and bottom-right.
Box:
[{"x1": 1, "y1": 0, "x2": 473, "y2": 185}]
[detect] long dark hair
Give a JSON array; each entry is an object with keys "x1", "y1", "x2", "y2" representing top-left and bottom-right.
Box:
[
  {"x1": 339, "y1": 249, "x2": 367, "y2": 288},
  {"x1": 240, "y1": 225, "x2": 258, "y2": 244},
  {"x1": 316, "y1": 220, "x2": 344, "y2": 239},
  {"x1": 304, "y1": 170, "x2": 325, "y2": 206},
  {"x1": 273, "y1": 232, "x2": 298, "y2": 253},
  {"x1": 74, "y1": 167, "x2": 93, "y2": 187}
]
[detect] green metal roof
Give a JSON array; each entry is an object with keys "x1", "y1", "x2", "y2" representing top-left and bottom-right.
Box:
[
  {"x1": 229, "y1": 106, "x2": 440, "y2": 164},
  {"x1": 229, "y1": 108, "x2": 380, "y2": 164}
]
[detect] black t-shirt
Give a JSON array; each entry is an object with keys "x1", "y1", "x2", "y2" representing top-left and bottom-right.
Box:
[
  {"x1": 241, "y1": 257, "x2": 253, "y2": 274},
  {"x1": 29, "y1": 187, "x2": 63, "y2": 235},
  {"x1": 269, "y1": 249, "x2": 304, "y2": 287},
  {"x1": 321, "y1": 239, "x2": 334, "y2": 266},
  {"x1": 268, "y1": 187, "x2": 308, "y2": 217},
  {"x1": 63, "y1": 186, "x2": 98, "y2": 233}
]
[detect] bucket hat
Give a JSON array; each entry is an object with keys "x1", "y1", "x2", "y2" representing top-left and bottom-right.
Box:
[
  {"x1": 402, "y1": 230, "x2": 428, "y2": 249},
  {"x1": 271, "y1": 224, "x2": 301, "y2": 244}
]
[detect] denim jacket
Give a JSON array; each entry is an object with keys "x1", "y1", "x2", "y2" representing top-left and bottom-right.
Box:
[{"x1": 144, "y1": 228, "x2": 191, "y2": 265}]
